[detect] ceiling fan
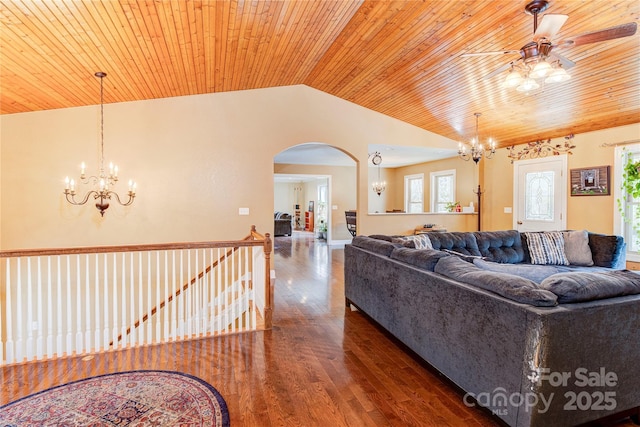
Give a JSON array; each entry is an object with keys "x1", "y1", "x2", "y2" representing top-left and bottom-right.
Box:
[{"x1": 461, "y1": 0, "x2": 638, "y2": 92}]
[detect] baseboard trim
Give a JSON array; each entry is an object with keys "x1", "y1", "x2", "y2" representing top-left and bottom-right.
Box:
[{"x1": 328, "y1": 239, "x2": 351, "y2": 246}]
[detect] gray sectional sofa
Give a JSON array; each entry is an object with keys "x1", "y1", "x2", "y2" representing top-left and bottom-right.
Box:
[{"x1": 344, "y1": 230, "x2": 640, "y2": 427}]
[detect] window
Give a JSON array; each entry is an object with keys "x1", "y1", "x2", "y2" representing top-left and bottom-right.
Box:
[
  {"x1": 430, "y1": 169, "x2": 456, "y2": 212},
  {"x1": 404, "y1": 174, "x2": 424, "y2": 213},
  {"x1": 317, "y1": 182, "x2": 328, "y2": 226},
  {"x1": 615, "y1": 145, "x2": 640, "y2": 260}
]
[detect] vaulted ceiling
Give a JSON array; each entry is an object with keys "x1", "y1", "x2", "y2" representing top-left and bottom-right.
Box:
[{"x1": 1, "y1": 0, "x2": 638, "y2": 148}]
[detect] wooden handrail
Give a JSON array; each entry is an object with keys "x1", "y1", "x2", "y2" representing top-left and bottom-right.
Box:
[
  {"x1": 0, "y1": 226, "x2": 273, "y2": 363},
  {"x1": 0, "y1": 227, "x2": 266, "y2": 258}
]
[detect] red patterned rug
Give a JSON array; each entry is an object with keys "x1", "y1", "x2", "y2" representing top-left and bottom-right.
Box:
[{"x1": 0, "y1": 370, "x2": 230, "y2": 426}]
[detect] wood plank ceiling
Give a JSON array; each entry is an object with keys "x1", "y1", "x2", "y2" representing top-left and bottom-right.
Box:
[{"x1": 1, "y1": 0, "x2": 638, "y2": 147}]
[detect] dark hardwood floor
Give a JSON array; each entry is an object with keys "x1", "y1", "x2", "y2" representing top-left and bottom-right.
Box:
[{"x1": 0, "y1": 232, "x2": 636, "y2": 426}]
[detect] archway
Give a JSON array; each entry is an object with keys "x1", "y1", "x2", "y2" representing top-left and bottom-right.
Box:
[{"x1": 273, "y1": 143, "x2": 357, "y2": 245}]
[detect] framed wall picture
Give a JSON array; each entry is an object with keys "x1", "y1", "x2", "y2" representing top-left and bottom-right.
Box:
[{"x1": 570, "y1": 165, "x2": 610, "y2": 196}]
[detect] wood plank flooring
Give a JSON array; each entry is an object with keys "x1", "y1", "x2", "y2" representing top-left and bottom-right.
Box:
[{"x1": 0, "y1": 232, "x2": 636, "y2": 426}]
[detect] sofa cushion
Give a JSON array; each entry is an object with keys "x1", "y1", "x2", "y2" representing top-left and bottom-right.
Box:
[
  {"x1": 423, "y1": 232, "x2": 482, "y2": 257},
  {"x1": 442, "y1": 249, "x2": 486, "y2": 263},
  {"x1": 563, "y1": 230, "x2": 594, "y2": 266},
  {"x1": 522, "y1": 231, "x2": 569, "y2": 265},
  {"x1": 434, "y1": 256, "x2": 557, "y2": 306},
  {"x1": 540, "y1": 270, "x2": 640, "y2": 303},
  {"x1": 474, "y1": 230, "x2": 525, "y2": 263},
  {"x1": 351, "y1": 236, "x2": 398, "y2": 257},
  {"x1": 392, "y1": 234, "x2": 433, "y2": 250},
  {"x1": 588, "y1": 233, "x2": 626, "y2": 269},
  {"x1": 473, "y1": 258, "x2": 561, "y2": 284},
  {"x1": 390, "y1": 247, "x2": 449, "y2": 272}
]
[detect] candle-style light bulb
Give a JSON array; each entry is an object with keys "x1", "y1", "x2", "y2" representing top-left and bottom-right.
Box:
[
  {"x1": 65, "y1": 176, "x2": 70, "y2": 190},
  {"x1": 80, "y1": 162, "x2": 86, "y2": 176}
]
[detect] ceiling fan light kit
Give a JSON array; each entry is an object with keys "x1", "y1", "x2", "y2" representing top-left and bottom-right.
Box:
[
  {"x1": 465, "y1": 0, "x2": 637, "y2": 94},
  {"x1": 530, "y1": 60, "x2": 552, "y2": 79},
  {"x1": 545, "y1": 65, "x2": 571, "y2": 83},
  {"x1": 516, "y1": 77, "x2": 540, "y2": 92}
]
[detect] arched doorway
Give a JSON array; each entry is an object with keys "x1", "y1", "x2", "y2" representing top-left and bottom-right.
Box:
[{"x1": 273, "y1": 142, "x2": 357, "y2": 245}]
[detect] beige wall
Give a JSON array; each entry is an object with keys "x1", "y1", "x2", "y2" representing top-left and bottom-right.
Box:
[
  {"x1": 2, "y1": 83, "x2": 638, "y2": 251},
  {"x1": 483, "y1": 123, "x2": 640, "y2": 234},
  {"x1": 2, "y1": 85, "x2": 458, "y2": 250},
  {"x1": 391, "y1": 157, "x2": 478, "y2": 211},
  {"x1": 274, "y1": 181, "x2": 297, "y2": 214}
]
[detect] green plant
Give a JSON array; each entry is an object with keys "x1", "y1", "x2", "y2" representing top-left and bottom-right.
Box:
[
  {"x1": 618, "y1": 155, "x2": 640, "y2": 238},
  {"x1": 445, "y1": 201, "x2": 460, "y2": 212},
  {"x1": 621, "y1": 157, "x2": 640, "y2": 198},
  {"x1": 318, "y1": 219, "x2": 327, "y2": 232}
]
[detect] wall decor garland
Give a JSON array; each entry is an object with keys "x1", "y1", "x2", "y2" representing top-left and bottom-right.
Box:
[{"x1": 506, "y1": 134, "x2": 576, "y2": 163}]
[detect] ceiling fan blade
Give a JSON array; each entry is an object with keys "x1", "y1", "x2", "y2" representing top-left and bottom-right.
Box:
[
  {"x1": 557, "y1": 22, "x2": 637, "y2": 47},
  {"x1": 461, "y1": 50, "x2": 520, "y2": 58},
  {"x1": 482, "y1": 60, "x2": 518, "y2": 81},
  {"x1": 549, "y1": 51, "x2": 575, "y2": 69},
  {"x1": 534, "y1": 14, "x2": 568, "y2": 40}
]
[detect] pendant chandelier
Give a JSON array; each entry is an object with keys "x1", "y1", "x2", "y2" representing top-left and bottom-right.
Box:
[
  {"x1": 370, "y1": 151, "x2": 386, "y2": 196},
  {"x1": 63, "y1": 72, "x2": 136, "y2": 216},
  {"x1": 458, "y1": 113, "x2": 496, "y2": 164}
]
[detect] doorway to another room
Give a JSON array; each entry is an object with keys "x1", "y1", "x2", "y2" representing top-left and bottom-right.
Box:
[{"x1": 273, "y1": 143, "x2": 357, "y2": 247}]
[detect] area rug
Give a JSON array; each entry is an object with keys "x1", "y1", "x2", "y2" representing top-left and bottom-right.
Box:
[{"x1": 0, "y1": 370, "x2": 230, "y2": 426}]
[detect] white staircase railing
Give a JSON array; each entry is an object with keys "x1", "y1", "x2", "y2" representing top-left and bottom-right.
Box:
[{"x1": 0, "y1": 226, "x2": 272, "y2": 366}]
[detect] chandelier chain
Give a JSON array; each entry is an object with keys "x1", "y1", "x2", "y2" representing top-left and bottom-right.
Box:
[
  {"x1": 63, "y1": 71, "x2": 136, "y2": 216},
  {"x1": 100, "y1": 73, "x2": 105, "y2": 175}
]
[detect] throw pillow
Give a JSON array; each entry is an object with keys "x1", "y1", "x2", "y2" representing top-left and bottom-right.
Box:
[
  {"x1": 523, "y1": 232, "x2": 569, "y2": 265},
  {"x1": 540, "y1": 270, "x2": 640, "y2": 303},
  {"x1": 562, "y1": 230, "x2": 594, "y2": 266},
  {"x1": 391, "y1": 234, "x2": 433, "y2": 250},
  {"x1": 588, "y1": 233, "x2": 626, "y2": 269},
  {"x1": 411, "y1": 234, "x2": 433, "y2": 250}
]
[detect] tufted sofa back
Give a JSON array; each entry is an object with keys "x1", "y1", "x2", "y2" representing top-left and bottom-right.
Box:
[
  {"x1": 473, "y1": 230, "x2": 525, "y2": 263},
  {"x1": 422, "y1": 232, "x2": 482, "y2": 256}
]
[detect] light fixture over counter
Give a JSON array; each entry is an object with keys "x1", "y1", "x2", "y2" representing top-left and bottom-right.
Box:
[
  {"x1": 458, "y1": 113, "x2": 495, "y2": 164},
  {"x1": 63, "y1": 72, "x2": 136, "y2": 216},
  {"x1": 369, "y1": 151, "x2": 386, "y2": 196}
]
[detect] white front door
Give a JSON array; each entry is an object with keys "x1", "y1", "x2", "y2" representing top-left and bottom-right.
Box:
[{"x1": 513, "y1": 155, "x2": 567, "y2": 232}]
